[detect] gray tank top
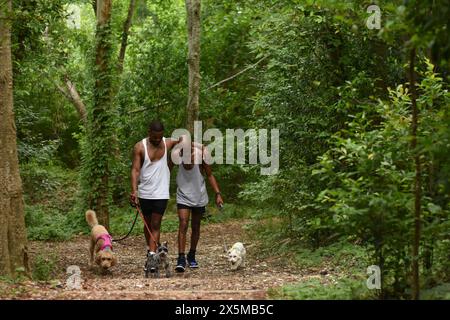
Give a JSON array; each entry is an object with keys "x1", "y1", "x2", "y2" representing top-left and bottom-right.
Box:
[{"x1": 176, "y1": 164, "x2": 209, "y2": 207}]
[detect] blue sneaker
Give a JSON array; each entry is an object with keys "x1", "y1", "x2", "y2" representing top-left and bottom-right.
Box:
[
  {"x1": 175, "y1": 256, "x2": 186, "y2": 273},
  {"x1": 187, "y1": 256, "x2": 199, "y2": 269}
]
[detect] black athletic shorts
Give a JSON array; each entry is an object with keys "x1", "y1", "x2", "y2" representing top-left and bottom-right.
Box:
[
  {"x1": 177, "y1": 203, "x2": 206, "y2": 215},
  {"x1": 139, "y1": 198, "x2": 168, "y2": 216}
]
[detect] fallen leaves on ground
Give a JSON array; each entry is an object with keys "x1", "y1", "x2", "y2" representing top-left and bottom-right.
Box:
[{"x1": 1, "y1": 220, "x2": 321, "y2": 300}]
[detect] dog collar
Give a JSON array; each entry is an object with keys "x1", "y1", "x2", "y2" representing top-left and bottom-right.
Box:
[{"x1": 97, "y1": 234, "x2": 113, "y2": 251}]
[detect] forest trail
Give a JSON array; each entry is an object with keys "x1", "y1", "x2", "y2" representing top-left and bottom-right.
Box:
[{"x1": 6, "y1": 220, "x2": 314, "y2": 300}]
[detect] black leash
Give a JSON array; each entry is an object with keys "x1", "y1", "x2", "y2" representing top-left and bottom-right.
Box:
[
  {"x1": 217, "y1": 204, "x2": 228, "y2": 252},
  {"x1": 203, "y1": 203, "x2": 228, "y2": 252},
  {"x1": 112, "y1": 205, "x2": 140, "y2": 243}
]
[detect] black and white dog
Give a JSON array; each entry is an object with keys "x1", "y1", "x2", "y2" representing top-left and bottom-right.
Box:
[{"x1": 145, "y1": 242, "x2": 172, "y2": 278}]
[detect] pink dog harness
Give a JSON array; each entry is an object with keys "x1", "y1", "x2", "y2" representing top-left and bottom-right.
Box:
[{"x1": 97, "y1": 234, "x2": 113, "y2": 251}]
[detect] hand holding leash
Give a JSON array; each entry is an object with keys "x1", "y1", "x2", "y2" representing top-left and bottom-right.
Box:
[
  {"x1": 129, "y1": 192, "x2": 139, "y2": 208},
  {"x1": 215, "y1": 192, "x2": 224, "y2": 208}
]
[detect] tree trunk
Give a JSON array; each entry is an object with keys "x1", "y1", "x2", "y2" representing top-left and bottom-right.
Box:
[
  {"x1": 409, "y1": 47, "x2": 422, "y2": 300},
  {"x1": 118, "y1": 0, "x2": 137, "y2": 73},
  {"x1": 89, "y1": 0, "x2": 114, "y2": 228},
  {"x1": 423, "y1": 159, "x2": 435, "y2": 273},
  {"x1": 185, "y1": 0, "x2": 201, "y2": 134},
  {"x1": 65, "y1": 78, "x2": 87, "y2": 123},
  {"x1": 55, "y1": 76, "x2": 87, "y2": 125},
  {"x1": 0, "y1": 0, "x2": 29, "y2": 278}
]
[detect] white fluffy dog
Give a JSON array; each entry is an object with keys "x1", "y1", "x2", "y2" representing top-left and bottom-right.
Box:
[{"x1": 227, "y1": 242, "x2": 246, "y2": 270}]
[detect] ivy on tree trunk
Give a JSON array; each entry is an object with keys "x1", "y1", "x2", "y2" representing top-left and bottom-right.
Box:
[{"x1": 85, "y1": 0, "x2": 115, "y2": 228}]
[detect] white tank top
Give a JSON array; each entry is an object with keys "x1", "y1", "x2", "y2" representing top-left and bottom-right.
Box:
[{"x1": 138, "y1": 137, "x2": 170, "y2": 199}]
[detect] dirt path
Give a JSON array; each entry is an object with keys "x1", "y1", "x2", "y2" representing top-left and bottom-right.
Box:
[{"x1": 2, "y1": 220, "x2": 315, "y2": 300}]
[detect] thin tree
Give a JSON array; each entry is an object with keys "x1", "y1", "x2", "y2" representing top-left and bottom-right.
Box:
[
  {"x1": 409, "y1": 47, "x2": 422, "y2": 300},
  {"x1": 118, "y1": 0, "x2": 137, "y2": 73},
  {"x1": 55, "y1": 75, "x2": 87, "y2": 125},
  {"x1": 185, "y1": 0, "x2": 201, "y2": 134},
  {"x1": 0, "y1": 0, "x2": 29, "y2": 277}
]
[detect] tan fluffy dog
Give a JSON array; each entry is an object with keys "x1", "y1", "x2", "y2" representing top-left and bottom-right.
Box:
[{"x1": 85, "y1": 210, "x2": 117, "y2": 272}]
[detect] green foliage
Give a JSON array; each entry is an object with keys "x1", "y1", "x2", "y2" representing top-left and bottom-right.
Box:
[
  {"x1": 204, "y1": 203, "x2": 256, "y2": 223},
  {"x1": 420, "y1": 283, "x2": 450, "y2": 300},
  {"x1": 10, "y1": 0, "x2": 450, "y2": 299},
  {"x1": 240, "y1": 2, "x2": 404, "y2": 248},
  {"x1": 238, "y1": 1, "x2": 449, "y2": 298},
  {"x1": 13, "y1": 0, "x2": 83, "y2": 168},
  {"x1": 21, "y1": 163, "x2": 80, "y2": 241},
  {"x1": 160, "y1": 216, "x2": 180, "y2": 234},
  {"x1": 267, "y1": 241, "x2": 376, "y2": 300},
  {"x1": 32, "y1": 254, "x2": 58, "y2": 281},
  {"x1": 108, "y1": 206, "x2": 144, "y2": 237},
  {"x1": 21, "y1": 163, "x2": 78, "y2": 205},
  {"x1": 311, "y1": 64, "x2": 450, "y2": 297},
  {"x1": 25, "y1": 205, "x2": 74, "y2": 241},
  {"x1": 269, "y1": 277, "x2": 376, "y2": 300},
  {"x1": 0, "y1": 268, "x2": 28, "y2": 285},
  {"x1": 294, "y1": 241, "x2": 369, "y2": 271}
]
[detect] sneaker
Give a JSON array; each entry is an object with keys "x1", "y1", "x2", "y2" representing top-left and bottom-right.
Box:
[
  {"x1": 175, "y1": 256, "x2": 186, "y2": 273},
  {"x1": 187, "y1": 255, "x2": 199, "y2": 269}
]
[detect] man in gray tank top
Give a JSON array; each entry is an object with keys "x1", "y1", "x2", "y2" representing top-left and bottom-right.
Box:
[{"x1": 171, "y1": 145, "x2": 223, "y2": 272}]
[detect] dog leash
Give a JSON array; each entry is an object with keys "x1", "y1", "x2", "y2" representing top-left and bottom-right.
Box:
[
  {"x1": 218, "y1": 204, "x2": 228, "y2": 252},
  {"x1": 112, "y1": 202, "x2": 159, "y2": 247},
  {"x1": 112, "y1": 208, "x2": 139, "y2": 242},
  {"x1": 133, "y1": 202, "x2": 159, "y2": 247},
  {"x1": 204, "y1": 204, "x2": 228, "y2": 252}
]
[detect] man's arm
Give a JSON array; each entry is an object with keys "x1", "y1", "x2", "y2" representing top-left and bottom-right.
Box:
[
  {"x1": 168, "y1": 155, "x2": 175, "y2": 172},
  {"x1": 167, "y1": 135, "x2": 205, "y2": 151},
  {"x1": 166, "y1": 134, "x2": 186, "y2": 150},
  {"x1": 202, "y1": 162, "x2": 223, "y2": 207},
  {"x1": 130, "y1": 142, "x2": 143, "y2": 205}
]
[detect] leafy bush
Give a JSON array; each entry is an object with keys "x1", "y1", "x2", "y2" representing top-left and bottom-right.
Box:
[
  {"x1": 240, "y1": 3, "x2": 404, "y2": 248},
  {"x1": 420, "y1": 283, "x2": 450, "y2": 300},
  {"x1": 269, "y1": 277, "x2": 377, "y2": 300},
  {"x1": 20, "y1": 163, "x2": 78, "y2": 207},
  {"x1": 294, "y1": 241, "x2": 369, "y2": 272},
  {"x1": 25, "y1": 205, "x2": 74, "y2": 241},
  {"x1": 268, "y1": 241, "x2": 376, "y2": 300},
  {"x1": 22, "y1": 165, "x2": 80, "y2": 241},
  {"x1": 32, "y1": 254, "x2": 58, "y2": 281},
  {"x1": 314, "y1": 63, "x2": 450, "y2": 297}
]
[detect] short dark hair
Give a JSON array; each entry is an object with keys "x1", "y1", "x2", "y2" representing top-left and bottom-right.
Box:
[{"x1": 149, "y1": 120, "x2": 164, "y2": 132}]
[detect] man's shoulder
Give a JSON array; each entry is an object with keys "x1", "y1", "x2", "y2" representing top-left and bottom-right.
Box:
[{"x1": 134, "y1": 139, "x2": 145, "y2": 152}]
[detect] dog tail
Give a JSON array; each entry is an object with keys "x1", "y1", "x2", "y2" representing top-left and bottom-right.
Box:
[{"x1": 85, "y1": 210, "x2": 99, "y2": 228}]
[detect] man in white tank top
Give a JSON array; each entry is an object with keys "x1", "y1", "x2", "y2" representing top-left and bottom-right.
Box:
[
  {"x1": 130, "y1": 120, "x2": 184, "y2": 272},
  {"x1": 170, "y1": 144, "x2": 224, "y2": 272}
]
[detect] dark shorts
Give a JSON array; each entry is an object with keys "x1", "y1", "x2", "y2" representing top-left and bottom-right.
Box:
[
  {"x1": 177, "y1": 203, "x2": 206, "y2": 215},
  {"x1": 139, "y1": 198, "x2": 168, "y2": 216}
]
